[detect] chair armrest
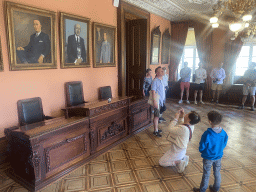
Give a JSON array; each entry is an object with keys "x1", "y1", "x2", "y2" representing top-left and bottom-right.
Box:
[{"x1": 44, "y1": 115, "x2": 54, "y2": 120}]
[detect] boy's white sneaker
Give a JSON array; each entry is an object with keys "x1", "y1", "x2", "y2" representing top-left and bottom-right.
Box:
[
  {"x1": 178, "y1": 100, "x2": 183, "y2": 104},
  {"x1": 184, "y1": 155, "x2": 189, "y2": 167},
  {"x1": 199, "y1": 101, "x2": 205, "y2": 104},
  {"x1": 177, "y1": 159, "x2": 186, "y2": 173},
  {"x1": 194, "y1": 101, "x2": 197, "y2": 105},
  {"x1": 186, "y1": 100, "x2": 190, "y2": 104}
]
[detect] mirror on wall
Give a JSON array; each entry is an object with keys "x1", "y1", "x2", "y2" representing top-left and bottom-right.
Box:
[{"x1": 150, "y1": 26, "x2": 161, "y2": 64}]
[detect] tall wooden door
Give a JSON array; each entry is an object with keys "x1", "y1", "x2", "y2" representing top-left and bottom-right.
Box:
[{"x1": 126, "y1": 19, "x2": 147, "y2": 100}]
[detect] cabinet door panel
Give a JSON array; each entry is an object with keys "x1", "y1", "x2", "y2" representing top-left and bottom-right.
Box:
[{"x1": 45, "y1": 133, "x2": 88, "y2": 173}]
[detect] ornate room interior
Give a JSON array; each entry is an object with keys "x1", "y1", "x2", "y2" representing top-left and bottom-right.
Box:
[{"x1": 0, "y1": 0, "x2": 256, "y2": 191}]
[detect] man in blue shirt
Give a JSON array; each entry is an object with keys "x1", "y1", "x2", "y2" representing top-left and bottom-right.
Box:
[
  {"x1": 151, "y1": 66, "x2": 166, "y2": 137},
  {"x1": 179, "y1": 62, "x2": 191, "y2": 104},
  {"x1": 210, "y1": 63, "x2": 226, "y2": 104}
]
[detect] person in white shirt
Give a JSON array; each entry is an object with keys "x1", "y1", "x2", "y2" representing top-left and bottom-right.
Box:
[
  {"x1": 210, "y1": 63, "x2": 226, "y2": 104},
  {"x1": 162, "y1": 67, "x2": 169, "y2": 101},
  {"x1": 159, "y1": 108, "x2": 201, "y2": 173},
  {"x1": 194, "y1": 62, "x2": 207, "y2": 104}
]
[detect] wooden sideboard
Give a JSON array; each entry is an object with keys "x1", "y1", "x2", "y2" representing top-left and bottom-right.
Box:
[{"x1": 4, "y1": 97, "x2": 152, "y2": 191}]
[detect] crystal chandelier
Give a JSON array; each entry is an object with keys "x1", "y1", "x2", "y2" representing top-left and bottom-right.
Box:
[{"x1": 209, "y1": 0, "x2": 256, "y2": 40}]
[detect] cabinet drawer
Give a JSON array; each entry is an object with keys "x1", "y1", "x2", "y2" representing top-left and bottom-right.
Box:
[
  {"x1": 45, "y1": 131, "x2": 90, "y2": 178},
  {"x1": 45, "y1": 133, "x2": 88, "y2": 172}
]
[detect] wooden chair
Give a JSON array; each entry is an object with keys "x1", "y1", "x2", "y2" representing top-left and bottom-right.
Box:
[
  {"x1": 17, "y1": 97, "x2": 53, "y2": 126},
  {"x1": 99, "y1": 86, "x2": 112, "y2": 100},
  {"x1": 65, "y1": 81, "x2": 87, "y2": 107}
]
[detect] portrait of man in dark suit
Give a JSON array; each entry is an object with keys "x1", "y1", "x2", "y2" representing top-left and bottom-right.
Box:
[
  {"x1": 67, "y1": 24, "x2": 86, "y2": 64},
  {"x1": 16, "y1": 20, "x2": 50, "y2": 64}
]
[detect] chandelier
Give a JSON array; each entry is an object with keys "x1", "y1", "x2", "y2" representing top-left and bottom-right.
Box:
[{"x1": 209, "y1": 0, "x2": 256, "y2": 40}]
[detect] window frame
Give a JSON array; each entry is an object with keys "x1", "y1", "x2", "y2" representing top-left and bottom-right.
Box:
[
  {"x1": 177, "y1": 46, "x2": 199, "y2": 82},
  {"x1": 233, "y1": 43, "x2": 256, "y2": 84}
]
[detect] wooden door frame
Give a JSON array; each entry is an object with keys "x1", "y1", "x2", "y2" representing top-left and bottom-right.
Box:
[{"x1": 117, "y1": 1, "x2": 150, "y2": 97}]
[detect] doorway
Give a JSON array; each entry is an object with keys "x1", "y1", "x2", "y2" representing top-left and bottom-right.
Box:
[{"x1": 117, "y1": 2, "x2": 150, "y2": 99}]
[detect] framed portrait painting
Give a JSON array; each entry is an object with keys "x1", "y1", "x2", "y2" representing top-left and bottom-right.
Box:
[
  {"x1": 150, "y1": 26, "x2": 161, "y2": 65},
  {"x1": 6, "y1": 2, "x2": 56, "y2": 71},
  {"x1": 60, "y1": 12, "x2": 90, "y2": 68},
  {"x1": 93, "y1": 23, "x2": 116, "y2": 67},
  {"x1": 161, "y1": 29, "x2": 171, "y2": 64},
  {"x1": 0, "y1": 38, "x2": 3, "y2": 71}
]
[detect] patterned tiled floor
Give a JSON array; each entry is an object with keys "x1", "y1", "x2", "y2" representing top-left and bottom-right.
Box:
[{"x1": 1, "y1": 99, "x2": 256, "y2": 192}]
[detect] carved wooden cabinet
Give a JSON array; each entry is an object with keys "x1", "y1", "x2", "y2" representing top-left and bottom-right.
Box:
[
  {"x1": 4, "y1": 97, "x2": 152, "y2": 191},
  {"x1": 129, "y1": 99, "x2": 152, "y2": 133},
  {"x1": 84, "y1": 97, "x2": 130, "y2": 153},
  {"x1": 90, "y1": 106, "x2": 129, "y2": 153},
  {"x1": 4, "y1": 117, "x2": 90, "y2": 191}
]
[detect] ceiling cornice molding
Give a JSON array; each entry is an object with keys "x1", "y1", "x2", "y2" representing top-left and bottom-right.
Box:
[
  {"x1": 121, "y1": 0, "x2": 217, "y2": 22},
  {"x1": 122, "y1": 0, "x2": 188, "y2": 21}
]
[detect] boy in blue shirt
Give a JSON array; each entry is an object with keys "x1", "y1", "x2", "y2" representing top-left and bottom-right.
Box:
[{"x1": 193, "y1": 111, "x2": 228, "y2": 192}]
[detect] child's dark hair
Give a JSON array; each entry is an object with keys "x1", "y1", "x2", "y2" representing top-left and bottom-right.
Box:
[
  {"x1": 188, "y1": 111, "x2": 201, "y2": 125},
  {"x1": 146, "y1": 68, "x2": 152, "y2": 74},
  {"x1": 155, "y1": 66, "x2": 161, "y2": 74},
  {"x1": 207, "y1": 111, "x2": 222, "y2": 125}
]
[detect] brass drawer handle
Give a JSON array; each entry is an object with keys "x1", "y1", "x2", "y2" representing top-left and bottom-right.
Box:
[{"x1": 66, "y1": 134, "x2": 84, "y2": 143}]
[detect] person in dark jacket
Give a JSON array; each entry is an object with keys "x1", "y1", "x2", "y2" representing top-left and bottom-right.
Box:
[
  {"x1": 16, "y1": 20, "x2": 50, "y2": 64},
  {"x1": 67, "y1": 24, "x2": 86, "y2": 64},
  {"x1": 193, "y1": 111, "x2": 228, "y2": 192}
]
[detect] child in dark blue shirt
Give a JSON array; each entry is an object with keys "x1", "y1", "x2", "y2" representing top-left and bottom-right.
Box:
[{"x1": 193, "y1": 111, "x2": 228, "y2": 192}]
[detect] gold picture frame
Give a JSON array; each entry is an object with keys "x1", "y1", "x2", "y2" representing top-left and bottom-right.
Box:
[
  {"x1": 6, "y1": 1, "x2": 57, "y2": 71},
  {"x1": 161, "y1": 29, "x2": 171, "y2": 64},
  {"x1": 93, "y1": 22, "x2": 116, "y2": 68},
  {"x1": 60, "y1": 12, "x2": 91, "y2": 68},
  {"x1": 0, "y1": 38, "x2": 3, "y2": 71},
  {"x1": 150, "y1": 26, "x2": 161, "y2": 65}
]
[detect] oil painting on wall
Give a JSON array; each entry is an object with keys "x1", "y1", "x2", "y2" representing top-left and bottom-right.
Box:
[
  {"x1": 6, "y1": 2, "x2": 56, "y2": 70},
  {"x1": 60, "y1": 12, "x2": 90, "y2": 68}
]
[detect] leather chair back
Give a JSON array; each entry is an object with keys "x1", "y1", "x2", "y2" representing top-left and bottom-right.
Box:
[
  {"x1": 17, "y1": 97, "x2": 44, "y2": 126},
  {"x1": 99, "y1": 86, "x2": 112, "y2": 100},
  {"x1": 65, "y1": 81, "x2": 85, "y2": 107}
]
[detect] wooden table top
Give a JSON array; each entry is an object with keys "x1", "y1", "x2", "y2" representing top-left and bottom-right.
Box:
[{"x1": 13, "y1": 116, "x2": 88, "y2": 139}]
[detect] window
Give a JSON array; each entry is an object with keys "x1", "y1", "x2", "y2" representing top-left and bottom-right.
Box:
[
  {"x1": 177, "y1": 46, "x2": 199, "y2": 82},
  {"x1": 234, "y1": 44, "x2": 256, "y2": 83}
]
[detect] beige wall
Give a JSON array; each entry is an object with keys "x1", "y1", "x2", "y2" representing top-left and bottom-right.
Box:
[
  {"x1": 0, "y1": 0, "x2": 173, "y2": 136},
  {"x1": 0, "y1": 0, "x2": 118, "y2": 135},
  {"x1": 149, "y1": 14, "x2": 171, "y2": 77}
]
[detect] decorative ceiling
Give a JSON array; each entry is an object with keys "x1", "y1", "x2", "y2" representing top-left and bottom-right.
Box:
[{"x1": 122, "y1": 0, "x2": 217, "y2": 21}]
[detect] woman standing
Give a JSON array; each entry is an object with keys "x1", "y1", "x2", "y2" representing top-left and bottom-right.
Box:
[{"x1": 143, "y1": 68, "x2": 153, "y2": 96}]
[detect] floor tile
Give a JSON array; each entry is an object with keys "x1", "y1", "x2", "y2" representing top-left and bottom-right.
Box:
[
  {"x1": 113, "y1": 171, "x2": 136, "y2": 185},
  {"x1": 140, "y1": 181, "x2": 168, "y2": 192},
  {"x1": 89, "y1": 174, "x2": 112, "y2": 190}
]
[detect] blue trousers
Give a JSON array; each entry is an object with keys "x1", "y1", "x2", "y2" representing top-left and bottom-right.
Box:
[{"x1": 199, "y1": 158, "x2": 222, "y2": 192}]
